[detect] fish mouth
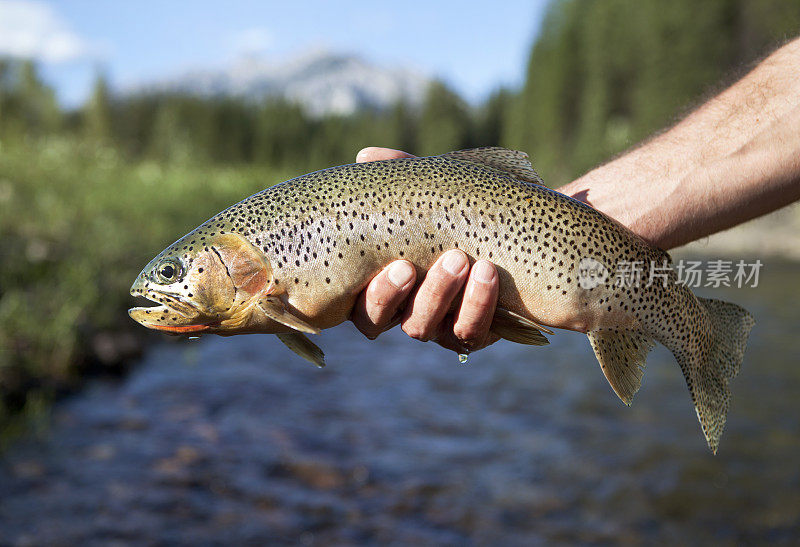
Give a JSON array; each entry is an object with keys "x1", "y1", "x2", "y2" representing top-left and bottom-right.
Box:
[{"x1": 128, "y1": 288, "x2": 217, "y2": 334}]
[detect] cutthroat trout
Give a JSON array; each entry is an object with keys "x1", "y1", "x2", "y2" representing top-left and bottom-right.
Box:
[{"x1": 129, "y1": 148, "x2": 754, "y2": 452}]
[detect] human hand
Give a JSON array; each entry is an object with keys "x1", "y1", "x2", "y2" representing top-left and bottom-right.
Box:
[{"x1": 350, "y1": 147, "x2": 501, "y2": 353}]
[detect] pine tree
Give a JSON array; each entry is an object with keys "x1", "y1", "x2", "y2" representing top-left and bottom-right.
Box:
[
  {"x1": 253, "y1": 98, "x2": 310, "y2": 167},
  {"x1": 83, "y1": 70, "x2": 113, "y2": 144},
  {"x1": 11, "y1": 60, "x2": 61, "y2": 137},
  {"x1": 418, "y1": 80, "x2": 472, "y2": 155},
  {"x1": 387, "y1": 100, "x2": 418, "y2": 153},
  {"x1": 477, "y1": 88, "x2": 511, "y2": 148},
  {"x1": 148, "y1": 98, "x2": 189, "y2": 163},
  {"x1": 504, "y1": 0, "x2": 800, "y2": 182}
]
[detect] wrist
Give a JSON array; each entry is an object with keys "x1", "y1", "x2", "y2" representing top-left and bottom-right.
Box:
[{"x1": 556, "y1": 158, "x2": 682, "y2": 249}]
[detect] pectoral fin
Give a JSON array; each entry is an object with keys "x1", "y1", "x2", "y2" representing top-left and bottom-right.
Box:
[
  {"x1": 277, "y1": 332, "x2": 326, "y2": 368},
  {"x1": 587, "y1": 329, "x2": 655, "y2": 405},
  {"x1": 257, "y1": 296, "x2": 320, "y2": 335},
  {"x1": 491, "y1": 307, "x2": 552, "y2": 346}
]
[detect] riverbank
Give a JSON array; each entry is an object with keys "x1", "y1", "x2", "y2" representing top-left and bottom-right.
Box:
[{"x1": 675, "y1": 202, "x2": 800, "y2": 260}]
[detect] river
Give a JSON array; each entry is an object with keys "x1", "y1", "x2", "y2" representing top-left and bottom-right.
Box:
[{"x1": 1, "y1": 260, "x2": 798, "y2": 545}]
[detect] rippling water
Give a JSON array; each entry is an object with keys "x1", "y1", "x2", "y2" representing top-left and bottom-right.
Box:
[{"x1": 1, "y1": 260, "x2": 798, "y2": 545}]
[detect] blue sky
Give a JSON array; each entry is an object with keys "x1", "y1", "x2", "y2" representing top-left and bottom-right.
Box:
[{"x1": 0, "y1": 0, "x2": 548, "y2": 107}]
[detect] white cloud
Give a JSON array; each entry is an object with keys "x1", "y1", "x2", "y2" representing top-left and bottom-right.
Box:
[
  {"x1": 0, "y1": 0, "x2": 95, "y2": 63},
  {"x1": 231, "y1": 27, "x2": 273, "y2": 57}
]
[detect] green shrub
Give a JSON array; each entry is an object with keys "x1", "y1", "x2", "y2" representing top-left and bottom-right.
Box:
[{"x1": 0, "y1": 137, "x2": 291, "y2": 438}]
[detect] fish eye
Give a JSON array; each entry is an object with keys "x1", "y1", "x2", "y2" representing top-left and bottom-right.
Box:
[{"x1": 154, "y1": 258, "x2": 184, "y2": 284}]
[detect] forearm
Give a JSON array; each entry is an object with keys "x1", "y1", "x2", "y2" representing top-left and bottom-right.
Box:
[{"x1": 557, "y1": 38, "x2": 800, "y2": 250}]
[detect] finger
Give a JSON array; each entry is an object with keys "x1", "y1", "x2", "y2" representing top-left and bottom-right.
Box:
[
  {"x1": 401, "y1": 250, "x2": 469, "y2": 342},
  {"x1": 351, "y1": 260, "x2": 416, "y2": 339},
  {"x1": 430, "y1": 314, "x2": 466, "y2": 353},
  {"x1": 452, "y1": 260, "x2": 499, "y2": 350},
  {"x1": 356, "y1": 147, "x2": 416, "y2": 163},
  {"x1": 434, "y1": 321, "x2": 502, "y2": 354}
]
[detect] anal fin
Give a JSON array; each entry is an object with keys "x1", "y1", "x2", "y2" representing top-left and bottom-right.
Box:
[
  {"x1": 587, "y1": 329, "x2": 654, "y2": 405},
  {"x1": 491, "y1": 307, "x2": 552, "y2": 346},
  {"x1": 277, "y1": 332, "x2": 326, "y2": 368}
]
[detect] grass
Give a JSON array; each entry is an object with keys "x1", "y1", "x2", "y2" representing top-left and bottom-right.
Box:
[{"x1": 0, "y1": 137, "x2": 292, "y2": 440}]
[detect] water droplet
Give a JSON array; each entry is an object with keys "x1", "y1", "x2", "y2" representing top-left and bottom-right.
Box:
[{"x1": 458, "y1": 353, "x2": 469, "y2": 364}]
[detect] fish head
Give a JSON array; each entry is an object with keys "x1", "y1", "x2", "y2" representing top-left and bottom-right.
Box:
[{"x1": 129, "y1": 232, "x2": 275, "y2": 335}]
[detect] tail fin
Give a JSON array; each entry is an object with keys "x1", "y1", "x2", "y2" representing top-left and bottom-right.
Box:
[{"x1": 678, "y1": 297, "x2": 755, "y2": 453}]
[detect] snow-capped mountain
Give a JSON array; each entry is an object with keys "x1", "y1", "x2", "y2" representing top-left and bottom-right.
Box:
[{"x1": 138, "y1": 51, "x2": 430, "y2": 117}]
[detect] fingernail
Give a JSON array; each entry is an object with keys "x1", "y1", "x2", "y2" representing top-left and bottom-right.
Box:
[
  {"x1": 387, "y1": 261, "x2": 414, "y2": 288},
  {"x1": 356, "y1": 148, "x2": 371, "y2": 162},
  {"x1": 473, "y1": 260, "x2": 495, "y2": 283},
  {"x1": 442, "y1": 250, "x2": 467, "y2": 276}
]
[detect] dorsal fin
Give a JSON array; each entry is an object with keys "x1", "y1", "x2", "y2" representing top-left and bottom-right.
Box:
[{"x1": 440, "y1": 147, "x2": 545, "y2": 185}]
